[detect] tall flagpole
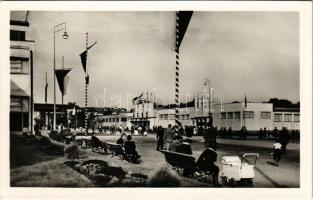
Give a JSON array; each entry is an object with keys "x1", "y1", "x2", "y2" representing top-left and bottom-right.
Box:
[
  {"x1": 85, "y1": 33, "x2": 89, "y2": 135},
  {"x1": 174, "y1": 11, "x2": 180, "y2": 135}
]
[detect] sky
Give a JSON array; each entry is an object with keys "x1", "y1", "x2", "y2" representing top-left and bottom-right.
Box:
[{"x1": 11, "y1": 11, "x2": 300, "y2": 109}]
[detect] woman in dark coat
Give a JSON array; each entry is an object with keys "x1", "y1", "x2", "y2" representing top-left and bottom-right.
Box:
[{"x1": 124, "y1": 135, "x2": 141, "y2": 162}]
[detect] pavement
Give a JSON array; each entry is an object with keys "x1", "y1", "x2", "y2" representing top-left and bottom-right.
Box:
[{"x1": 42, "y1": 130, "x2": 300, "y2": 187}]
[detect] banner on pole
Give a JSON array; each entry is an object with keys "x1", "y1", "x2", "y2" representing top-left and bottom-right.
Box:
[{"x1": 55, "y1": 68, "x2": 72, "y2": 95}]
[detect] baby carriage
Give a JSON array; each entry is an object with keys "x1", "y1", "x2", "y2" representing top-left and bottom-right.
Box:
[{"x1": 220, "y1": 153, "x2": 259, "y2": 187}]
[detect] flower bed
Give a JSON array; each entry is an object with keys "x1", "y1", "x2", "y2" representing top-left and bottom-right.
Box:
[{"x1": 64, "y1": 159, "x2": 147, "y2": 187}]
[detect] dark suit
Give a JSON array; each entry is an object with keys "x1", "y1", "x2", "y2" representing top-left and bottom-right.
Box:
[{"x1": 156, "y1": 128, "x2": 165, "y2": 151}]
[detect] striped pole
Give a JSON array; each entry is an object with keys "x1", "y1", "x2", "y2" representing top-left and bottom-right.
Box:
[
  {"x1": 84, "y1": 33, "x2": 88, "y2": 135},
  {"x1": 174, "y1": 11, "x2": 180, "y2": 135}
]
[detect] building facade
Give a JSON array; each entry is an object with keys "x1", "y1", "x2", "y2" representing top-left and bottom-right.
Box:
[
  {"x1": 130, "y1": 96, "x2": 300, "y2": 132},
  {"x1": 10, "y1": 19, "x2": 34, "y2": 133},
  {"x1": 96, "y1": 112, "x2": 133, "y2": 130}
]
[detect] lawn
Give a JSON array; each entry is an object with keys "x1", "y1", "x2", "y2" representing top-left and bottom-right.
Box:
[
  {"x1": 10, "y1": 134, "x2": 94, "y2": 187},
  {"x1": 10, "y1": 134, "x2": 210, "y2": 187}
]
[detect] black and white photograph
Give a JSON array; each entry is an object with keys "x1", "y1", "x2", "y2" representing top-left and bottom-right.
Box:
[{"x1": 0, "y1": 1, "x2": 312, "y2": 199}]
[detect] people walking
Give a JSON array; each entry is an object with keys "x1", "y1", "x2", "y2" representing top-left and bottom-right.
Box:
[
  {"x1": 156, "y1": 126, "x2": 165, "y2": 151},
  {"x1": 272, "y1": 140, "x2": 282, "y2": 166},
  {"x1": 279, "y1": 127, "x2": 290, "y2": 155},
  {"x1": 164, "y1": 124, "x2": 175, "y2": 150}
]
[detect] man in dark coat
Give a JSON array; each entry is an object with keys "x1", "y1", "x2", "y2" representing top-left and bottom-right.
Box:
[
  {"x1": 279, "y1": 127, "x2": 290, "y2": 155},
  {"x1": 197, "y1": 141, "x2": 220, "y2": 186},
  {"x1": 204, "y1": 126, "x2": 216, "y2": 148},
  {"x1": 156, "y1": 126, "x2": 165, "y2": 151}
]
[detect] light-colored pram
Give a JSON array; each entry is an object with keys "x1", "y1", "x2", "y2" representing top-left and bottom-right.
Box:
[{"x1": 221, "y1": 153, "x2": 259, "y2": 187}]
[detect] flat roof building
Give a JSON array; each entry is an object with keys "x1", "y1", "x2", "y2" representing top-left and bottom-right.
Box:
[{"x1": 10, "y1": 17, "x2": 34, "y2": 133}]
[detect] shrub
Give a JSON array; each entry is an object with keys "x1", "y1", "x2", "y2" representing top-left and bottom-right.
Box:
[
  {"x1": 64, "y1": 144, "x2": 80, "y2": 159},
  {"x1": 99, "y1": 166, "x2": 126, "y2": 179},
  {"x1": 38, "y1": 136, "x2": 51, "y2": 146},
  {"x1": 147, "y1": 166, "x2": 181, "y2": 187},
  {"x1": 82, "y1": 159, "x2": 109, "y2": 167}
]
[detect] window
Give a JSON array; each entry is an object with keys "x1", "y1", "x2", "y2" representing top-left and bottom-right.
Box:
[
  {"x1": 243, "y1": 111, "x2": 254, "y2": 119},
  {"x1": 261, "y1": 112, "x2": 271, "y2": 119},
  {"x1": 10, "y1": 98, "x2": 23, "y2": 111},
  {"x1": 284, "y1": 114, "x2": 291, "y2": 122},
  {"x1": 116, "y1": 118, "x2": 119, "y2": 122},
  {"x1": 10, "y1": 57, "x2": 29, "y2": 74},
  {"x1": 274, "y1": 113, "x2": 282, "y2": 122},
  {"x1": 234, "y1": 112, "x2": 240, "y2": 119},
  {"x1": 121, "y1": 118, "x2": 127, "y2": 122},
  {"x1": 10, "y1": 30, "x2": 26, "y2": 41},
  {"x1": 220, "y1": 112, "x2": 226, "y2": 119},
  {"x1": 185, "y1": 114, "x2": 190, "y2": 120},
  {"x1": 109, "y1": 118, "x2": 111, "y2": 122},
  {"x1": 136, "y1": 113, "x2": 139, "y2": 118},
  {"x1": 10, "y1": 97, "x2": 28, "y2": 112},
  {"x1": 146, "y1": 112, "x2": 148, "y2": 117},
  {"x1": 141, "y1": 113, "x2": 144, "y2": 118},
  {"x1": 168, "y1": 114, "x2": 175, "y2": 120},
  {"x1": 293, "y1": 114, "x2": 300, "y2": 122},
  {"x1": 227, "y1": 112, "x2": 233, "y2": 119}
]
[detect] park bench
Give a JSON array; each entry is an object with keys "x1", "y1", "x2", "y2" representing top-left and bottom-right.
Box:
[
  {"x1": 81, "y1": 138, "x2": 108, "y2": 154},
  {"x1": 107, "y1": 142, "x2": 128, "y2": 159},
  {"x1": 107, "y1": 142, "x2": 141, "y2": 163},
  {"x1": 160, "y1": 150, "x2": 213, "y2": 179}
]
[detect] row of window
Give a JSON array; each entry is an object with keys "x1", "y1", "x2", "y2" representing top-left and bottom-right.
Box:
[
  {"x1": 220, "y1": 111, "x2": 271, "y2": 119},
  {"x1": 274, "y1": 113, "x2": 299, "y2": 122},
  {"x1": 135, "y1": 112, "x2": 149, "y2": 118},
  {"x1": 103, "y1": 117, "x2": 127, "y2": 123},
  {"x1": 159, "y1": 114, "x2": 190, "y2": 120},
  {"x1": 220, "y1": 111, "x2": 300, "y2": 122}
]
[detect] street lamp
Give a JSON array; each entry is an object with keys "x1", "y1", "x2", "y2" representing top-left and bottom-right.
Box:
[{"x1": 53, "y1": 23, "x2": 69, "y2": 131}]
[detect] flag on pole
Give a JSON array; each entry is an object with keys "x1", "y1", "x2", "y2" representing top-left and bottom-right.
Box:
[
  {"x1": 158, "y1": 11, "x2": 193, "y2": 51},
  {"x1": 55, "y1": 68, "x2": 72, "y2": 95},
  {"x1": 244, "y1": 94, "x2": 248, "y2": 108},
  {"x1": 132, "y1": 92, "x2": 143, "y2": 105},
  {"x1": 79, "y1": 41, "x2": 97, "y2": 73},
  {"x1": 176, "y1": 11, "x2": 193, "y2": 50}
]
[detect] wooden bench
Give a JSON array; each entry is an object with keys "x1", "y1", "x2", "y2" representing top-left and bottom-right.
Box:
[
  {"x1": 107, "y1": 142, "x2": 127, "y2": 159},
  {"x1": 160, "y1": 150, "x2": 212, "y2": 179},
  {"x1": 80, "y1": 138, "x2": 108, "y2": 154}
]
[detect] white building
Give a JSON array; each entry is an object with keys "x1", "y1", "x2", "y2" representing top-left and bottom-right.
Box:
[
  {"x1": 272, "y1": 107, "x2": 300, "y2": 130},
  {"x1": 130, "y1": 94, "x2": 300, "y2": 132},
  {"x1": 10, "y1": 18, "x2": 34, "y2": 133},
  {"x1": 212, "y1": 103, "x2": 273, "y2": 131},
  {"x1": 97, "y1": 112, "x2": 133, "y2": 130}
]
